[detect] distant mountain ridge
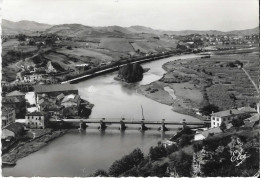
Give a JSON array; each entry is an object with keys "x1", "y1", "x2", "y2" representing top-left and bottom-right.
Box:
[{"x1": 2, "y1": 19, "x2": 258, "y2": 36}]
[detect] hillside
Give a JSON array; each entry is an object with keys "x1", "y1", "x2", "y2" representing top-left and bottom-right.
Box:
[
  {"x1": 2, "y1": 19, "x2": 52, "y2": 35},
  {"x1": 45, "y1": 24, "x2": 134, "y2": 38},
  {"x1": 2, "y1": 19, "x2": 258, "y2": 36}
]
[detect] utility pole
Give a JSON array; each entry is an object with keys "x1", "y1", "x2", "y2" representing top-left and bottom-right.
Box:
[{"x1": 141, "y1": 105, "x2": 145, "y2": 120}]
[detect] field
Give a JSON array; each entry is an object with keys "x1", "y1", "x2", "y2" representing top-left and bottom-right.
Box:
[{"x1": 139, "y1": 50, "x2": 259, "y2": 118}]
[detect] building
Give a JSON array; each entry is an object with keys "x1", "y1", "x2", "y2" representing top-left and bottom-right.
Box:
[
  {"x1": 237, "y1": 107, "x2": 257, "y2": 115},
  {"x1": 23, "y1": 74, "x2": 47, "y2": 82},
  {"x1": 2, "y1": 123, "x2": 24, "y2": 140},
  {"x1": 25, "y1": 111, "x2": 48, "y2": 129},
  {"x1": 2, "y1": 95, "x2": 26, "y2": 118},
  {"x1": 61, "y1": 94, "x2": 81, "y2": 116},
  {"x1": 34, "y1": 84, "x2": 78, "y2": 104},
  {"x1": 2, "y1": 106, "x2": 16, "y2": 127},
  {"x1": 244, "y1": 114, "x2": 259, "y2": 128},
  {"x1": 210, "y1": 109, "x2": 248, "y2": 128},
  {"x1": 46, "y1": 61, "x2": 65, "y2": 73},
  {"x1": 75, "y1": 64, "x2": 90, "y2": 73},
  {"x1": 5, "y1": 90, "x2": 25, "y2": 100},
  {"x1": 194, "y1": 127, "x2": 222, "y2": 141},
  {"x1": 61, "y1": 94, "x2": 80, "y2": 108}
]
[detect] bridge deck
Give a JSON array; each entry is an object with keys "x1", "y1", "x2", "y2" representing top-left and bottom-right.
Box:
[{"x1": 53, "y1": 119, "x2": 210, "y2": 125}]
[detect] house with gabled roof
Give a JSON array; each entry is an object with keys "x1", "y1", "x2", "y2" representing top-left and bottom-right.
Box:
[
  {"x1": 25, "y1": 111, "x2": 48, "y2": 129},
  {"x1": 194, "y1": 127, "x2": 222, "y2": 141},
  {"x1": 2, "y1": 123, "x2": 24, "y2": 140},
  {"x1": 211, "y1": 109, "x2": 249, "y2": 128}
]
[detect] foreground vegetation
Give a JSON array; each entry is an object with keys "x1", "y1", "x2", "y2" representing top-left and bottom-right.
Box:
[{"x1": 91, "y1": 125, "x2": 259, "y2": 177}]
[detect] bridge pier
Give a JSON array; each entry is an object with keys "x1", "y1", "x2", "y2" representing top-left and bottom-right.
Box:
[
  {"x1": 159, "y1": 119, "x2": 168, "y2": 132},
  {"x1": 140, "y1": 121, "x2": 148, "y2": 131},
  {"x1": 204, "y1": 121, "x2": 210, "y2": 128},
  {"x1": 99, "y1": 118, "x2": 107, "y2": 131},
  {"x1": 120, "y1": 119, "x2": 127, "y2": 131},
  {"x1": 182, "y1": 119, "x2": 187, "y2": 129},
  {"x1": 79, "y1": 120, "x2": 87, "y2": 130}
]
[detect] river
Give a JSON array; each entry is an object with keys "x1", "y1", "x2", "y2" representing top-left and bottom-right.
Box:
[{"x1": 3, "y1": 54, "x2": 200, "y2": 177}]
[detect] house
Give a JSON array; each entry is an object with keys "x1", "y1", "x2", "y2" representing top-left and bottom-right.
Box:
[
  {"x1": 75, "y1": 64, "x2": 90, "y2": 73},
  {"x1": 5, "y1": 90, "x2": 25, "y2": 100},
  {"x1": 25, "y1": 111, "x2": 48, "y2": 129},
  {"x1": 46, "y1": 61, "x2": 65, "y2": 73},
  {"x1": 57, "y1": 93, "x2": 65, "y2": 101},
  {"x1": 194, "y1": 127, "x2": 222, "y2": 141},
  {"x1": 244, "y1": 114, "x2": 259, "y2": 128},
  {"x1": 2, "y1": 123, "x2": 24, "y2": 140},
  {"x1": 210, "y1": 109, "x2": 249, "y2": 128},
  {"x1": 237, "y1": 107, "x2": 257, "y2": 115},
  {"x1": 2, "y1": 106, "x2": 16, "y2": 127},
  {"x1": 23, "y1": 74, "x2": 47, "y2": 82},
  {"x1": 2, "y1": 96, "x2": 26, "y2": 118},
  {"x1": 61, "y1": 94, "x2": 81, "y2": 116},
  {"x1": 61, "y1": 94, "x2": 80, "y2": 108}
]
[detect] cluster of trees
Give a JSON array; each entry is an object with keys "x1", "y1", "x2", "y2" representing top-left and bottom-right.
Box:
[
  {"x1": 199, "y1": 104, "x2": 219, "y2": 116},
  {"x1": 117, "y1": 63, "x2": 144, "y2": 83},
  {"x1": 108, "y1": 148, "x2": 144, "y2": 176},
  {"x1": 2, "y1": 85, "x2": 34, "y2": 94}
]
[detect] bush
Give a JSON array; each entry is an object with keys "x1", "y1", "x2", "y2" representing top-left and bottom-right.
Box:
[{"x1": 67, "y1": 46, "x2": 72, "y2": 50}]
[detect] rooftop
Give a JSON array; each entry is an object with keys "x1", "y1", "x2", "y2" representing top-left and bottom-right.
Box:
[
  {"x1": 244, "y1": 114, "x2": 259, "y2": 123},
  {"x1": 211, "y1": 109, "x2": 244, "y2": 117},
  {"x1": 200, "y1": 127, "x2": 222, "y2": 137},
  {"x1": 237, "y1": 107, "x2": 257, "y2": 113},
  {"x1": 61, "y1": 94, "x2": 80, "y2": 103},
  {"x1": 26, "y1": 111, "x2": 45, "y2": 116},
  {"x1": 6, "y1": 90, "x2": 25, "y2": 97},
  {"x1": 34, "y1": 84, "x2": 78, "y2": 93},
  {"x1": 3, "y1": 123, "x2": 24, "y2": 136},
  {"x1": 2, "y1": 97, "x2": 22, "y2": 103}
]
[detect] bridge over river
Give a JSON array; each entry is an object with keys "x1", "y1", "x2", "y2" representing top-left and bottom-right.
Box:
[{"x1": 51, "y1": 118, "x2": 211, "y2": 131}]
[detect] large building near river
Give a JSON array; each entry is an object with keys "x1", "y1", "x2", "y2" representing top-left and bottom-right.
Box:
[{"x1": 34, "y1": 84, "x2": 78, "y2": 104}]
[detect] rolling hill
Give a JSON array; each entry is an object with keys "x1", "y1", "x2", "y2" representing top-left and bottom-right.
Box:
[
  {"x1": 2, "y1": 19, "x2": 258, "y2": 37},
  {"x1": 2, "y1": 19, "x2": 52, "y2": 35}
]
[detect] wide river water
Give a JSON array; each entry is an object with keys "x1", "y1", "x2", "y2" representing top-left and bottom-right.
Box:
[{"x1": 3, "y1": 54, "x2": 200, "y2": 177}]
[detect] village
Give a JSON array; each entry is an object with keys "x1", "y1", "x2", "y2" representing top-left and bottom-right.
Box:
[{"x1": 1, "y1": 25, "x2": 259, "y2": 176}]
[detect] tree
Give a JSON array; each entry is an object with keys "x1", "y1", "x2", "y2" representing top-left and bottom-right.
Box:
[
  {"x1": 231, "y1": 118, "x2": 244, "y2": 127},
  {"x1": 199, "y1": 104, "x2": 219, "y2": 116},
  {"x1": 168, "y1": 151, "x2": 193, "y2": 177},
  {"x1": 179, "y1": 134, "x2": 193, "y2": 148},
  {"x1": 220, "y1": 122, "x2": 227, "y2": 132},
  {"x1": 108, "y1": 148, "x2": 144, "y2": 176},
  {"x1": 17, "y1": 34, "x2": 26, "y2": 41},
  {"x1": 149, "y1": 145, "x2": 167, "y2": 160}
]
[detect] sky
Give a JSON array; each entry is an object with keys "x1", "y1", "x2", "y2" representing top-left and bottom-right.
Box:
[{"x1": 1, "y1": 0, "x2": 259, "y2": 31}]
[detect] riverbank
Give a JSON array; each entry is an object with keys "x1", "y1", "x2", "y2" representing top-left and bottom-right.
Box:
[
  {"x1": 2, "y1": 129, "x2": 68, "y2": 168},
  {"x1": 137, "y1": 57, "x2": 206, "y2": 120}
]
